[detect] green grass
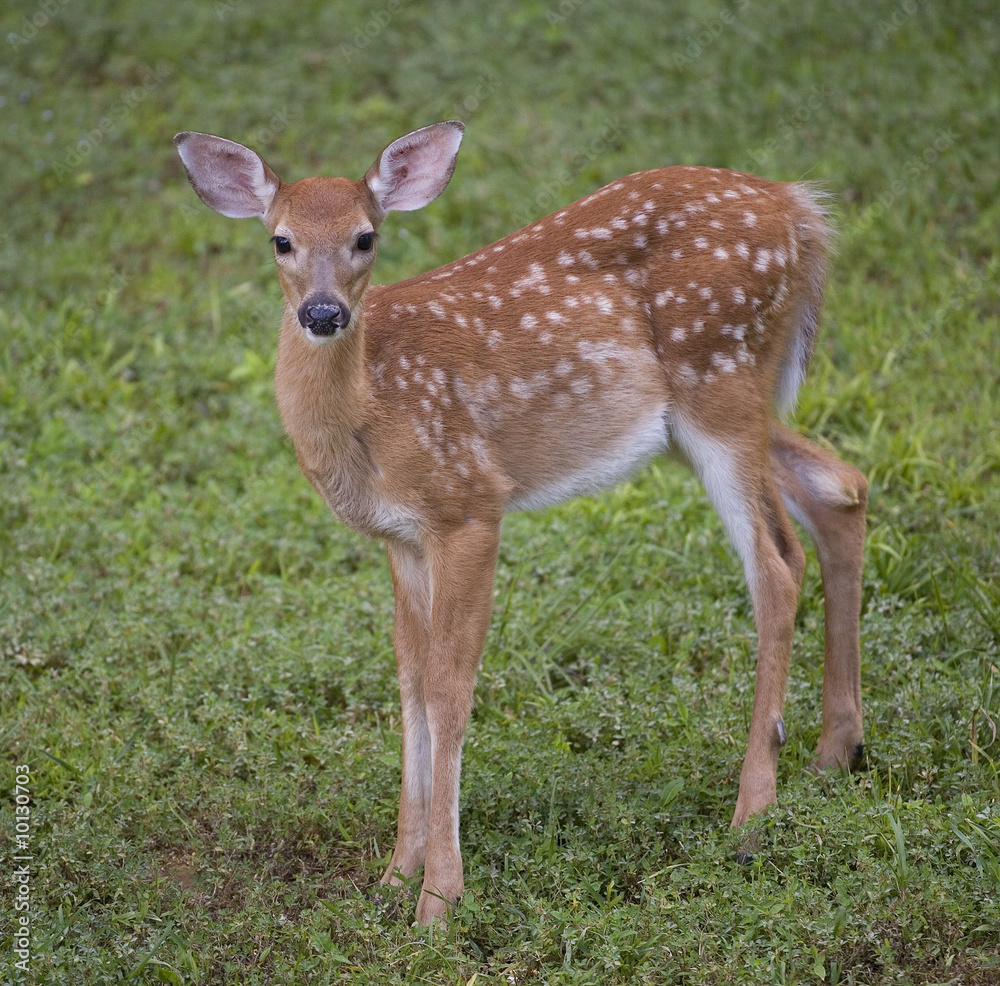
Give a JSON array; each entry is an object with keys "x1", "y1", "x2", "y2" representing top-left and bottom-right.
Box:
[{"x1": 2, "y1": 0, "x2": 999, "y2": 982}]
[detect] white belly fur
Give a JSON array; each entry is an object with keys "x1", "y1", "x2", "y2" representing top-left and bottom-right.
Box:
[{"x1": 506, "y1": 403, "x2": 670, "y2": 511}]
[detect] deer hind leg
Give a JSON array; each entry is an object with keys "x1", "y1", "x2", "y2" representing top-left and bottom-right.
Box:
[
  {"x1": 769, "y1": 421, "x2": 867, "y2": 771},
  {"x1": 673, "y1": 415, "x2": 806, "y2": 827}
]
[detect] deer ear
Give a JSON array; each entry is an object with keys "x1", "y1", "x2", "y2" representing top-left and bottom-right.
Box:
[
  {"x1": 364, "y1": 121, "x2": 464, "y2": 216},
  {"x1": 174, "y1": 132, "x2": 280, "y2": 220}
]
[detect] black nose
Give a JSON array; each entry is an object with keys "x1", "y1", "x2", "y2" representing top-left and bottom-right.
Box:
[{"x1": 298, "y1": 298, "x2": 351, "y2": 336}]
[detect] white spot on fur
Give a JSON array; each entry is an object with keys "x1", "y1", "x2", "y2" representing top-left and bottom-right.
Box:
[
  {"x1": 712, "y1": 352, "x2": 738, "y2": 374},
  {"x1": 678, "y1": 364, "x2": 699, "y2": 386},
  {"x1": 511, "y1": 263, "x2": 550, "y2": 295}
]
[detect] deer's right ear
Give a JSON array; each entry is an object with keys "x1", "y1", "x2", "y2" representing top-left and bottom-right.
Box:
[
  {"x1": 174, "y1": 132, "x2": 280, "y2": 220},
  {"x1": 364, "y1": 121, "x2": 465, "y2": 217}
]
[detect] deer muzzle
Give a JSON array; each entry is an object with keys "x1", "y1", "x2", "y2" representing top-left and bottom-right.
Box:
[{"x1": 298, "y1": 298, "x2": 351, "y2": 337}]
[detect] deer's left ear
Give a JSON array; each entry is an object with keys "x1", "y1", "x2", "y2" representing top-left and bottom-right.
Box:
[
  {"x1": 174, "y1": 131, "x2": 281, "y2": 220},
  {"x1": 363, "y1": 121, "x2": 465, "y2": 217}
]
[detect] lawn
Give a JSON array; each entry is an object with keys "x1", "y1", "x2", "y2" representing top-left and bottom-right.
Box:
[{"x1": 2, "y1": 0, "x2": 999, "y2": 982}]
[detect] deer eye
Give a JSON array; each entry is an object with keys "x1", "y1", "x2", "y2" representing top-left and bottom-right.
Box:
[
  {"x1": 356, "y1": 231, "x2": 376, "y2": 252},
  {"x1": 271, "y1": 235, "x2": 291, "y2": 254}
]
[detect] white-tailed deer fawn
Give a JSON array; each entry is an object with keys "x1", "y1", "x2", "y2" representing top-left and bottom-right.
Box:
[{"x1": 175, "y1": 122, "x2": 867, "y2": 925}]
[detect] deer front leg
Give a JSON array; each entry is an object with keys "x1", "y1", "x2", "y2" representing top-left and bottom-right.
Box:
[
  {"x1": 382, "y1": 521, "x2": 501, "y2": 925},
  {"x1": 382, "y1": 542, "x2": 433, "y2": 887},
  {"x1": 418, "y1": 519, "x2": 500, "y2": 924},
  {"x1": 770, "y1": 421, "x2": 867, "y2": 771}
]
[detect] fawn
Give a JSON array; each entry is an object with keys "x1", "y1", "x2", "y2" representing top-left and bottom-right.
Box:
[{"x1": 175, "y1": 121, "x2": 867, "y2": 924}]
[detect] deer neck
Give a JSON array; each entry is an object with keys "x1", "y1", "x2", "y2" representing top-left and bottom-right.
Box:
[{"x1": 274, "y1": 304, "x2": 373, "y2": 489}]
